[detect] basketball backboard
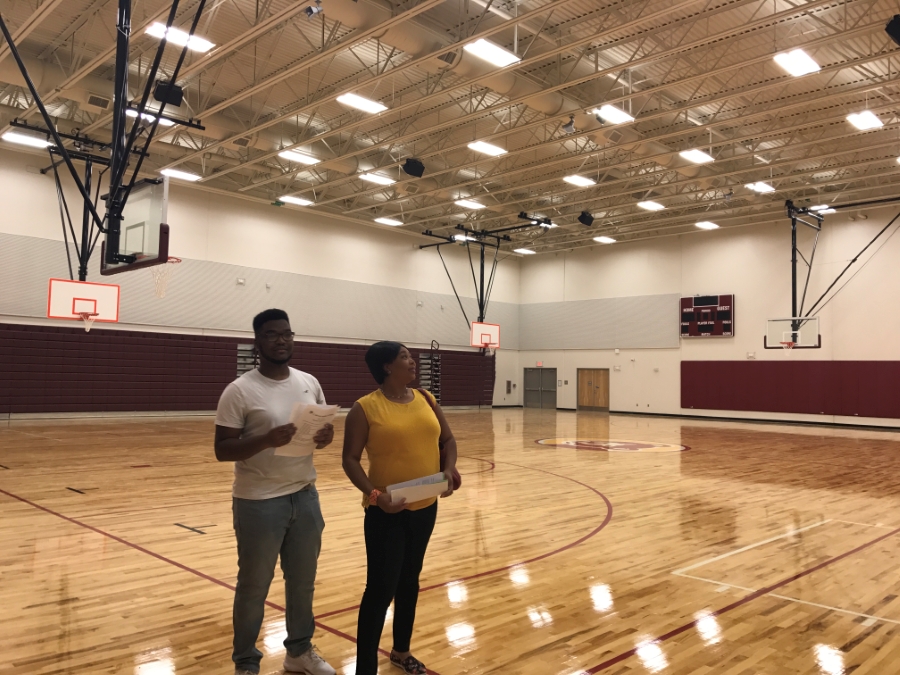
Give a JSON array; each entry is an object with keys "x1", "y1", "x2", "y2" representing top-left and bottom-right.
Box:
[
  {"x1": 764, "y1": 317, "x2": 821, "y2": 349},
  {"x1": 470, "y1": 321, "x2": 500, "y2": 348},
  {"x1": 48, "y1": 278, "x2": 120, "y2": 331},
  {"x1": 101, "y1": 177, "x2": 170, "y2": 275}
]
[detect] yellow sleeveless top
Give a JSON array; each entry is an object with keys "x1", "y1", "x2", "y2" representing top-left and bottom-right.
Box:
[{"x1": 357, "y1": 388, "x2": 441, "y2": 510}]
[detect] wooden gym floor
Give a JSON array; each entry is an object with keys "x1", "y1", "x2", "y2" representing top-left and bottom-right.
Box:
[{"x1": 3, "y1": 409, "x2": 900, "y2": 674}]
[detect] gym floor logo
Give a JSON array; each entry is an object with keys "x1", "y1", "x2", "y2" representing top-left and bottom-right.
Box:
[{"x1": 536, "y1": 438, "x2": 689, "y2": 453}]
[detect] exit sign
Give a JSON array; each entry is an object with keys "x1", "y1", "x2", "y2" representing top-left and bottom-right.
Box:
[{"x1": 536, "y1": 361, "x2": 543, "y2": 367}]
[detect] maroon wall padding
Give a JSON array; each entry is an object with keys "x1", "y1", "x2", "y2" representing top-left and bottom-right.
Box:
[
  {"x1": 681, "y1": 360, "x2": 900, "y2": 419},
  {"x1": 0, "y1": 323, "x2": 495, "y2": 414}
]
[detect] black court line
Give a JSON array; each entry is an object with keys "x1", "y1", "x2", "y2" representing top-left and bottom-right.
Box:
[
  {"x1": 174, "y1": 523, "x2": 217, "y2": 534},
  {"x1": 66, "y1": 487, "x2": 98, "y2": 494},
  {"x1": 66, "y1": 487, "x2": 85, "y2": 494}
]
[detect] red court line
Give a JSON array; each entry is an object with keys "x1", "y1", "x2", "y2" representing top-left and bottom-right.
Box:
[
  {"x1": 0, "y1": 487, "x2": 439, "y2": 674},
  {"x1": 317, "y1": 459, "x2": 613, "y2": 619},
  {"x1": 584, "y1": 523, "x2": 900, "y2": 673}
]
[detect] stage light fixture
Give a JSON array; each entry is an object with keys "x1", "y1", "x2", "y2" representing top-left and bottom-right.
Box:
[
  {"x1": 679, "y1": 149, "x2": 714, "y2": 164},
  {"x1": 402, "y1": 158, "x2": 425, "y2": 177},
  {"x1": 161, "y1": 168, "x2": 202, "y2": 182},
  {"x1": 337, "y1": 93, "x2": 387, "y2": 114},
  {"x1": 360, "y1": 173, "x2": 395, "y2": 185},
  {"x1": 592, "y1": 105, "x2": 634, "y2": 125},
  {"x1": 745, "y1": 181, "x2": 775, "y2": 193},
  {"x1": 305, "y1": 2, "x2": 323, "y2": 18},
  {"x1": 2, "y1": 131, "x2": 51, "y2": 148},
  {"x1": 278, "y1": 150, "x2": 320, "y2": 165},
  {"x1": 846, "y1": 110, "x2": 883, "y2": 130},
  {"x1": 563, "y1": 175, "x2": 595, "y2": 187},
  {"x1": 562, "y1": 115, "x2": 576, "y2": 134},
  {"x1": 146, "y1": 22, "x2": 214, "y2": 52},
  {"x1": 463, "y1": 39, "x2": 521, "y2": 67},
  {"x1": 578, "y1": 211, "x2": 594, "y2": 226},
  {"x1": 773, "y1": 49, "x2": 820, "y2": 77},
  {"x1": 280, "y1": 195, "x2": 314, "y2": 206},
  {"x1": 455, "y1": 199, "x2": 485, "y2": 210},
  {"x1": 468, "y1": 141, "x2": 506, "y2": 156}
]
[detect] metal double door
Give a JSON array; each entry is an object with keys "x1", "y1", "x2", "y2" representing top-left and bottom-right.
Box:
[{"x1": 524, "y1": 368, "x2": 557, "y2": 409}]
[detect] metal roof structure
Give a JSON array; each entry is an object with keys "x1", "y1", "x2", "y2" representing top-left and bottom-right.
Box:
[{"x1": 1, "y1": 0, "x2": 898, "y2": 253}]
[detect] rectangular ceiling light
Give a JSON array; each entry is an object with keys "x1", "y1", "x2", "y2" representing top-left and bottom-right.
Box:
[
  {"x1": 126, "y1": 109, "x2": 175, "y2": 127},
  {"x1": 514, "y1": 248, "x2": 536, "y2": 254},
  {"x1": 679, "y1": 149, "x2": 714, "y2": 164},
  {"x1": 846, "y1": 110, "x2": 883, "y2": 130},
  {"x1": 593, "y1": 105, "x2": 634, "y2": 125},
  {"x1": 810, "y1": 204, "x2": 829, "y2": 211},
  {"x1": 454, "y1": 234, "x2": 476, "y2": 242},
  {"x1": 455, "y1": 199, "x2": 485, "y2": 209},
  {"x1": 2, "y1": 131, "x2": 52, "y2": 148},
  {"x1": 360, "y1": 173, "x2": 395, "y2": 185},
  {"x1": 818, "y1": 208, "x2": 836, "y2": 214},
  {"x1": 146, "y1": 22, "x2": 214, "y2": 53},
  {"x1": 695, "y1": 221, "x2": 719, "y2": 230},
  {"x1": 280, "y1": 195, "x2": 313, "y2": 206},
  {"x1": 278, "y1": 150, "x2": 320, "y2": 165},
  {"x1": 593, "y1": 236, "x2": 616, "y2": 244},
  {"x1": 375, "y1": 217, "x2": 403, "y2": 226},
  {"x1": 336, "y1": 93, "x2": 387, "y2": 114},
  {"x1": 161, "y1": 168, "x2": 201, "y2": 182},
  {"x1": 745, "y1": 181, "x2": 775, "y2": 193},
  {"x1": 773, "y1": 49, "x2": 821, "y2": 77},
  {"x1": 563, "y1": 175, "x2": 596, "y2": 187},
  {"x1": 468, "y1": 141, "x2": 507, "y2": 156},
  {"x1": 637, "y1": 200, "x2": 665, "y2": 211},
  {"x1": 463, "y1": 39, "x2": 521, "y2": 68}
]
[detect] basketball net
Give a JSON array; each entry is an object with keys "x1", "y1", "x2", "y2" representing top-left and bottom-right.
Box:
[
  {"x1": 780, "y1": 341, "x2": 795, "y2": 350},
  {"x1": 78, "y1": 312, "x2": 98, "y2": 332},
  {"x1": 150, "y1": 257, "x2": 181, "y2": 298}
]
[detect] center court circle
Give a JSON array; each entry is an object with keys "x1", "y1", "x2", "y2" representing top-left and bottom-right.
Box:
[{"x1": 536, "y1": 438, "x2": 689, "y2": 452}]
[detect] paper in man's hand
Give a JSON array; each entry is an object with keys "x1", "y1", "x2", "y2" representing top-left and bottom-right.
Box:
[{"x1": 274, "y1": 403, "x2": 339, "y2": 456}]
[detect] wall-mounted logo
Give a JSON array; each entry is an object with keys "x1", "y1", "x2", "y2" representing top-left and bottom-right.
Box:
[{"x1": 536, "y1": 438, "x2": 688, "y2": 453}]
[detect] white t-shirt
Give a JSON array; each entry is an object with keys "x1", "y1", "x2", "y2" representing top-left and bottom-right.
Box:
[{"x1": 215, "y1": 367, "x2": 326, "y2": 500}]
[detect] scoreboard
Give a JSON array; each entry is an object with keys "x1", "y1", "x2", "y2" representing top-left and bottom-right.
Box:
[{"x1": 681, "y1": 294, "x2": 734, "y2": 338}]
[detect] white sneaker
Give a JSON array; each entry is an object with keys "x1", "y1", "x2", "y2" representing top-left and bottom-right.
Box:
[{"x1": 283, "y1": 644, "x2": 336, "y2": 675}]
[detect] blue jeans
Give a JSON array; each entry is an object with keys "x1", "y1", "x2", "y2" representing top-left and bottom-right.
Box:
[{"x1": 232, "y1": 486, "x2": 324, "y2": 673}]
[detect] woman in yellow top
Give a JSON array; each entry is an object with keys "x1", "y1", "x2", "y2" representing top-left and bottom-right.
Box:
[{"x1": 342, "y1": 341, "x2": 458, "y2": 675}]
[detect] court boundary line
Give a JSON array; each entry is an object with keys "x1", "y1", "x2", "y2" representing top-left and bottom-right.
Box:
[
  {"x1": 582, "y1": 524, "x2": 900, "y2": 673},
  {"x1": 674, "y1": 571, "x2": 900, "y2": 626},
  {"x1": 0, "y1": 456, "x2": 611, "y2": 675},
  {"x1": 672, "y1": 519, "x2": 830, "y2": 575}
]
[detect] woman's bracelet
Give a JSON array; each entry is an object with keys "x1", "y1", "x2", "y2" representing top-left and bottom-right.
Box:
[{"x1": 368, "y1": 488, "x2": 382, "y2": 505}]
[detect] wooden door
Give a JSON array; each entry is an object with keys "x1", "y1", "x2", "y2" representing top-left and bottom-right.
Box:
[{"x1": 577, "y1": 369, "x2": 610, "y2": 411}]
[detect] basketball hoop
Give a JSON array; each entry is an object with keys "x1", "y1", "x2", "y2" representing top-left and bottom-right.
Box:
[
  {"x1": 484, "y1": 346, "x2": 496, "y2": 357},
  {"x1": 78, "y1": 311, "x2": 99, "y2": 332},
  {"x1": 150, "y1": 257, "x2": 181, "y2": 298},
  {"x1": 780, "y1": 341, "x2": 795, "y2": 350}
]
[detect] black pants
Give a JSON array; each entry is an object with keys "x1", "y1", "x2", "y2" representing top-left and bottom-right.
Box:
[{"x1": 356, "y1": 501, "x2": 438, "y2": 674}]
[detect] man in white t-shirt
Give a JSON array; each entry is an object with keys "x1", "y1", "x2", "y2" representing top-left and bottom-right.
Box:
[{"x1": 215, "y1": 309, "x2": 336, "y2": 675}]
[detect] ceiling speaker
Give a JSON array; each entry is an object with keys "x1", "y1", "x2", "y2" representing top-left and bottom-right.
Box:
[
  {"x1": 887, "y1": 15, "x2": 900, "y2": 46},
  {"x1": 578, "y1": 210, "x2": 594, "y2": 226},
  {"x1": 153, "y1": 81, "x2": 184, "y2": 107},
  {"x1": 402, "y1": 158, "x2": 425, "y2": 178}
]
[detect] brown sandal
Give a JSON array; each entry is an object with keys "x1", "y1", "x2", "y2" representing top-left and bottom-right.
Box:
[{"x1": 390, "y1": 651, "x2": 426, "y2": 674}]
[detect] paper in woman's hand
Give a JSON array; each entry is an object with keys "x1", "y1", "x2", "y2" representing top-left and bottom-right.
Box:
[
  {"x1": 387, "y1": 472, "x2": 449, "y2": 504},
  {"x1": 274, "y1": 403, "x2": 339, "y2": 457}
]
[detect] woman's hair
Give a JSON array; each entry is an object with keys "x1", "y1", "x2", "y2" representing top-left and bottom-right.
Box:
[{"x1": 365, "y1": 341, "x2": 406, "y2": 384}]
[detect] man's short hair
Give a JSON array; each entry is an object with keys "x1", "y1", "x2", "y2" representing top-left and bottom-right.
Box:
[
  {"x1": 365, "y1": 341, "x2": 406, "y2": 384},
  {"x1": 252, "y1": 308, "x2": 289, "y2": 333}
]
